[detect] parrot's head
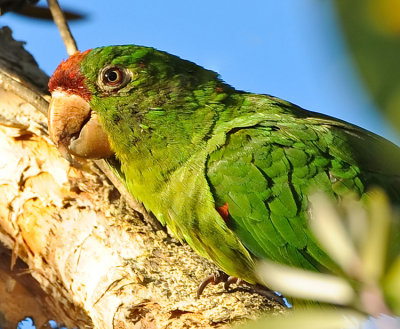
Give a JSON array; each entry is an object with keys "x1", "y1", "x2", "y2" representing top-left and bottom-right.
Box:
[{"x1": 48, "y1": 45, "x2": 223, "y2": 162}]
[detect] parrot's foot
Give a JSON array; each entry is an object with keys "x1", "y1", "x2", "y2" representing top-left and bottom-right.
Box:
[
  {"x1": 197, "y1": 272, "x2": 287, "y2": 306},
  {"x1": 197, "y1": 271, "x2": 243, "y2": 298}
]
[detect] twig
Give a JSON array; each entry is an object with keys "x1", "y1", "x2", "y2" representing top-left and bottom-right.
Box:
[
  {"x1": 0, "y1": 68, "x2": 49, "y2": 116},
  {"x1": 47, "y1": 0, "x2": 78, "y2": 55}
]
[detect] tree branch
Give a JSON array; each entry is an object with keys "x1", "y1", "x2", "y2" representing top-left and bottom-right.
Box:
[{"x1": 47, "y1": 0, "x2": 77, "y2": 55}]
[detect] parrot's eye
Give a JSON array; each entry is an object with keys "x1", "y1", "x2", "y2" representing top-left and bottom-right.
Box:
[
  {"x1": 104, "y1": 69, "x2": 122, "y2": 85},
  {"x1": 98, "y1": 65, "x2": 131, "y2": 92}
]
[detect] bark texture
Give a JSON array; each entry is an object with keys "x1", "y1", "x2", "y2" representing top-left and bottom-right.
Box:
[{"x1": 0, "y1": 27, "x2": 283, "y2": 329}]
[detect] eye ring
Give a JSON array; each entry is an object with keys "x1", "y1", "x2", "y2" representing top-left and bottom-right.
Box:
[{"x1": 98, "y1": 65, "x2": 131, "y2": 92}]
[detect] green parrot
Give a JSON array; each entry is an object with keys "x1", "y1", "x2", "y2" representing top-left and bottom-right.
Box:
[{"x1": 47, "y1": 45, "x2": 400, "y2": 297}]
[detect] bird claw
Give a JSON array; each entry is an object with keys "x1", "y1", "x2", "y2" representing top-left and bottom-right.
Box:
[
  {"x1": 197, "y1": 271, "x2": 227, "y2": 298},
  {"x1": 197, "y1": 271, "x2": 243, "y2": 298},
  {"x1": 224, "y1": 276, "x2": 243, "y2": 291}
]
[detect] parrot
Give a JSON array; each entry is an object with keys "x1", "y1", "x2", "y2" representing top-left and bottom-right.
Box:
[{"x1": 47, "y1": 45, "x2": 400, "y2": 299}]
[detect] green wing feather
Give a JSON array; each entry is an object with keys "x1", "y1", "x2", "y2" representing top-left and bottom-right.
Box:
[{"x1": 206, "y1": 94, "x2": 400, "y2": 274}]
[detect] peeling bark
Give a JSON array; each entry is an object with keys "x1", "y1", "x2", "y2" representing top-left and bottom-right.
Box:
[{"x1": 0, "y1": 27, "x2": 283, "y2": 329}]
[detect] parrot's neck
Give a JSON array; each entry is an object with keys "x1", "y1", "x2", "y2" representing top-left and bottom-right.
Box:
[
  {"x1": 120, "y1": 107, "x2": 219, "y2": 197},
  {"x1": 106, "y1": 97, "x2": 234, "y2": 209}
]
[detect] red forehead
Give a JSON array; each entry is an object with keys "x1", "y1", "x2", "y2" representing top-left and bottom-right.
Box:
[{"x1": 48, "y1": 49, "x2": 92, "y2": 101}]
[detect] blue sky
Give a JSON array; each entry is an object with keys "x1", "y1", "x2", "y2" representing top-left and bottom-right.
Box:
[{"x1": 1, "y1": 0, "x2": 398, "y2": 144}]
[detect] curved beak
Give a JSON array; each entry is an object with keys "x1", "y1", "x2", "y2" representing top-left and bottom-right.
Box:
[{"x1": 48, "y1": 90, "x2": 113, "y2": 161}]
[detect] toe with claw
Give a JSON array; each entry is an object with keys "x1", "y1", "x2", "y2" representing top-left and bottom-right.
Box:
[
  {"x1": 197, "y1": 271, "x2": 229, "y2": 298},
  {"x1": 197, "y1": 271, "x2": 287, "y2": 307}
]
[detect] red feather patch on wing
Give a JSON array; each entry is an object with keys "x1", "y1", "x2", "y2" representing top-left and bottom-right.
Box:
[
  {"x1": 216, "y1": 203, "x2": 230, "y2": 223},
  {"x1": 48, "y1": 49, "x2": 92, "y2": 101}
]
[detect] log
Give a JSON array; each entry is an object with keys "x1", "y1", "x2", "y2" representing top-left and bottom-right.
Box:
[{"x1": 0, "y1": 26, "x2": 282, "y2": 329}]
